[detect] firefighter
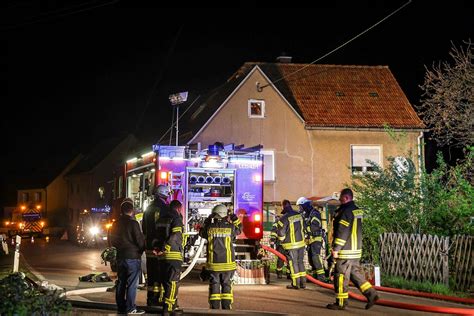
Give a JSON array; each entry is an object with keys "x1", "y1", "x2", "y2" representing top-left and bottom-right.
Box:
[
  {"x1": 142, "y1": 184, "x2": 171, "y2": 306},
  {"x1": 269, "y1": 200, "x2": 291, "y2": 279},
  {"x1": 276, "y1": 199, "x2": 306, "y2": 290},
  {"x1": 327, "y1": 188, "x2": 379, "y2": 310},
  {"x1": 199, "y1": 204, "x2": 242, "y2": 309},
  {"x1": 153, "y1": 199, "x2": 184, "y2": 316},
  {"x1": 297, "y1": 197, "x2": 325, "y2": 281}
]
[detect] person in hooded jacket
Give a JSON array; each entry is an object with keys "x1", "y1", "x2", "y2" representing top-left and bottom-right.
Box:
[{"x1": 199, "y1": 204, "x2": 242, "y2": 309}]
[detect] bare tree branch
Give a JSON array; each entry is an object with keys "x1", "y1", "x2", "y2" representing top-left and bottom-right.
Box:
[{"x1": 416, "y1": 40, "x2": 473, "y2": 148}]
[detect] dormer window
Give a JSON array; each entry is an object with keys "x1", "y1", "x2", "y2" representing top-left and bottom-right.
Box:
[{"x1": 248, "y1": 99, "x2": 265, "y2": 118}]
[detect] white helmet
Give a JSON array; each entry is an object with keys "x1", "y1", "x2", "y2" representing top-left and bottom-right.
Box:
[
  {"x1": 296, "y1": 197, "x2": 310, "y2": 205},
  {"x1": 212, "y1": 204, "x2": 228, "y2": 218},
  {"x1": 155, "y1": 184, "x2": 171, "y2": 198}
]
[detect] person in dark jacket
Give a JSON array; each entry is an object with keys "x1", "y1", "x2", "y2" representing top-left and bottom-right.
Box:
[
  {"x1": 297, "y1": 197, "x2": 325, "y2": 281},
  {"x1": 199, "y1": 204, "x2": 242, "y2": 309},
  {"x1": 142, "y1": 184, "x2": 171, "y2": 306},
  {"x1": 326, "y1": 188, "x2": 379, "y2": 310},
  {"x1": 110, "y1": 198, "x2": 146, "y2": 315},
  {"x1": 276, "y1": 200, "x2": 306, "y2": 290},
  {"x1": 270, "y1": 200, "x2": 290, "y2": 279},
  {"x1": 153, "y1": 199, "x2": 184, "y2": 315}
]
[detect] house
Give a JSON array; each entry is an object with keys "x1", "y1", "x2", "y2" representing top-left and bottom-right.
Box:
[
  {"x1": 15, "y1": 154, "x2": 81, "y2": 231},
  {"x1": 65, "y1": 134, "x2": 137, "y2": 239},
  {"x1": 175, "y1": 59, "x2": 425, "y2": 203}
]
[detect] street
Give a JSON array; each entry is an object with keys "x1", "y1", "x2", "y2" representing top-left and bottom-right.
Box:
[{"x1": 18, "y1": 237, "x2": 473, "y2": 315}]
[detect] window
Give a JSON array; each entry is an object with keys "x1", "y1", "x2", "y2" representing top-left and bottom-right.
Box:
[
  {"x1": 34, "y1": 192, "x2": 42, "y2": 202},
  {"x1": 70, "y1": 183, "x2": 74, "y2": 195},
  {"x1": 248, "y1": 99, "x2": 265, "y2": 118},
  {"x1": 118, "y1": 176, "x2": 123, "y2": 198},
  {"x1": 262, "y1": 150, "x2": 275, "y2": 181},
  {"x1": 351, "y1": 145, "x2": 381, "y2": 173},
  {"x1": 21, "y1": 192, "x2": 29, "y2": 203}
]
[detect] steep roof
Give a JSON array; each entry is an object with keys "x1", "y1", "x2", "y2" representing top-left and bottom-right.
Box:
[
  {"x1": 176, "y1": 62, "x2": 424, "y2": 144},
  {"x1": 241, "y1": 63, "x2": 424, "y2": 129}
]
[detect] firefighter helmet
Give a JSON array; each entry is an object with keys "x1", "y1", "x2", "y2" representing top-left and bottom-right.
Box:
[
  {"x1": 155, "y1": 184, "x2": 171, "y2": 198},
  {"x1": 212, "y1": 204, "x2": 228, "y2": 218},
  {"x1": 296, "y1": 197, "x2": 310, "y2": 205}
]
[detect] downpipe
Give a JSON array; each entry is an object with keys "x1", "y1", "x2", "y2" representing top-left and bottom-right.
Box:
[{"x1": 261, "y1": 245, "x2": 474, "y2": 315}]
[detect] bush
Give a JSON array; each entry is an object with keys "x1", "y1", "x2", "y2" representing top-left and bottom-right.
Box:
[
  {"x1": 0, "y1": 272, "x2": 71, "y2": 316},
  {"x1": 350, "y1": 147, "x2": 473, "y2": 263}
]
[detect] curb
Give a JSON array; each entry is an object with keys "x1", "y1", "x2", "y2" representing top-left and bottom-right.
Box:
[{"x1": 67, "y1": 300, "x2": 288, "y2": 315}]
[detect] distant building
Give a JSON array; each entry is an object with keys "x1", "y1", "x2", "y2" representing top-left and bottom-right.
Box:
[
  {"x1": 175, "y1": 60, "x2": 425, "y2": 202},
  {"x1": 65, "y1": 134, "x2": 137, "y2": 239},
  {"x1": 16, "y1": 155, "x2": 81, "y2": 227}
]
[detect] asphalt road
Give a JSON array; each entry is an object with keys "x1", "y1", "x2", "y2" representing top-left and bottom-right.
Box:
[{"x1": 19, "y1": 237, "x2": 473, "y2": 315}]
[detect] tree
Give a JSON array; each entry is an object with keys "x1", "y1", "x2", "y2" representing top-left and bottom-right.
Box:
[{"x1": 417, "y1": 40, "x2": 473, "y2": 148}]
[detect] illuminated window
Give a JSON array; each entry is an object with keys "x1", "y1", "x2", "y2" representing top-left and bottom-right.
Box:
[
  {"x1": 351, "y1": 145, "x2": 381, "y2": 173},
  {"x1": 262, "y1": 150, "x2": 275, "y2": 181},
  {"x1": 248, "y1": 99, "x2": 265, "y2": 118}
]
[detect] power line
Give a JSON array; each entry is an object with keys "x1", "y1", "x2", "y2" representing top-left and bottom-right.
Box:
[
  {"x1": 2, "y1": 0, "x2": 119, "y2": 31},
  {"x1": 261, "y1": 0, "x2": 413, "y2": 88}
]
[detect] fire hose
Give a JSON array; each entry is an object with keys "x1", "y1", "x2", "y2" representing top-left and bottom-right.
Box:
[
  {"x1": 261, "y1": 244, "x2": 474, "y2": 315},
  {"x1": 180, "y1": 236, "x2": 205, "y2": 280}
]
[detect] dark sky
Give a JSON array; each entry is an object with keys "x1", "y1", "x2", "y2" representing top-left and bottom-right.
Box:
[{"x1": 2, "y1": 1, "x2": 473, "y2": 208}]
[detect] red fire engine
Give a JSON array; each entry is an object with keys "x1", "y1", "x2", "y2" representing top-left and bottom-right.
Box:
[{"x1": 114, "y1": 142, "x2": 264, "y2": 260}]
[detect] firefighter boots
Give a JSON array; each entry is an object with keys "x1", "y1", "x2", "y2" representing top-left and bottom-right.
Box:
[{"x1": 364, "y1": 288, "x2": 379, "y2": 309}]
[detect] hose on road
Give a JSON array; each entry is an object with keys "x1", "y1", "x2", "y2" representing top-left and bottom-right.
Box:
[{"x1": 261, "y1": 244, "x2": 474, "y2": 315}]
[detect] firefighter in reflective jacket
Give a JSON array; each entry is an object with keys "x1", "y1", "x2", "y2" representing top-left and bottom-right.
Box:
[
  {"x1": 199, "y1": 204, "x2": 242, "y2": 309},
  {"x1": 327, "y1": 188, "x2": 379, "y2": 310},
  {"x1": 153, "y1": 199, "x2": 184, "y2": 315},
  {"x1": 142, "y1": 184, "x2": 171, "y2": 306},
  {"x1": 276, "y1": 201, "x2": 306, "y2": 289},
  {"x1": 297, "y1": 197, "x2": 325, "y2": 281},
  {"x1": 270, "y1": 200, "x2": 291, "y2": 279}
]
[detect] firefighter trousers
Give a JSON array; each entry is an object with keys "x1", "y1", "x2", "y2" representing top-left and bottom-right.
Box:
[
  {"x1": 276, "y1": 245, "x2": 287, "y2": 273},
  {"x1": 333, "y1": 259, "x2": 376, "y2": 307},
  {"x1": 160, "y1": 260, "x2": 181, "y2": 313},
  {"x1": 209, "y1": 270, "x2": 234, "y2": 309},
  {"x1": 145, "y1": 256, "x2": 162, "y2": 305},
  {"x1": 308, "y1": 241, "x2": 324, "y2": 277},
  {"x1": 287, "y1": 247, "x2": 306, "y2": 288}
]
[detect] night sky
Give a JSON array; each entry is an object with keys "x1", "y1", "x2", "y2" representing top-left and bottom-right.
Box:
[{"x1": 2, "y1": 1, "x2": 473, "y2": 208}]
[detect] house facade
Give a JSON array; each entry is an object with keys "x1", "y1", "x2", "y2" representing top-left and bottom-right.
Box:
[
  {"x1": 181, "y1": 62, "x2": 425, "y2": 202},
  {"x1": 65, "y1": 134, "x2": 137, "y2": 238},
  {"x1": 16, "y1": 155, "x2": 81, "y2": 228}
]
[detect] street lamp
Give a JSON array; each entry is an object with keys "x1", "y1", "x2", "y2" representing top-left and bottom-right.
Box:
[{"x1": 169, "y1": 91, "x2": 188, "y2": 146}]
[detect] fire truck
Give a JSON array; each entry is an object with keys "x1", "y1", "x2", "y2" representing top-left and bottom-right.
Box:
[
  {"x1": 5, "y1": 204, "x2": 45, "y2": 237},
  {"x1": 119, "y1": 142, "x2": 264, "y2": 261}
]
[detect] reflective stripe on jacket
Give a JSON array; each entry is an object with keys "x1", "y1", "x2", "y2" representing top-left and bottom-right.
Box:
[
  {"x1": 276, "y1": 209, "x2": 305, "y2": 250},
  {"x1": 199, "y1": 215, "x2": 242, "y2": 272},
  {"x1": 332, "y1": 201, "x2": 363, "y2": 259}
]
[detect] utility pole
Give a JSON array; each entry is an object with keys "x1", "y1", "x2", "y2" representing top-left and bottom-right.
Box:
[{"x1": 168, "y1": 92, "x2": 188, "y2": 146}]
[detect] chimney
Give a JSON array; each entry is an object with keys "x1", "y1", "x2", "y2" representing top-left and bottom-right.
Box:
[{"x1": 276, "y1": 53, "x2": 292, "y2": 63}]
